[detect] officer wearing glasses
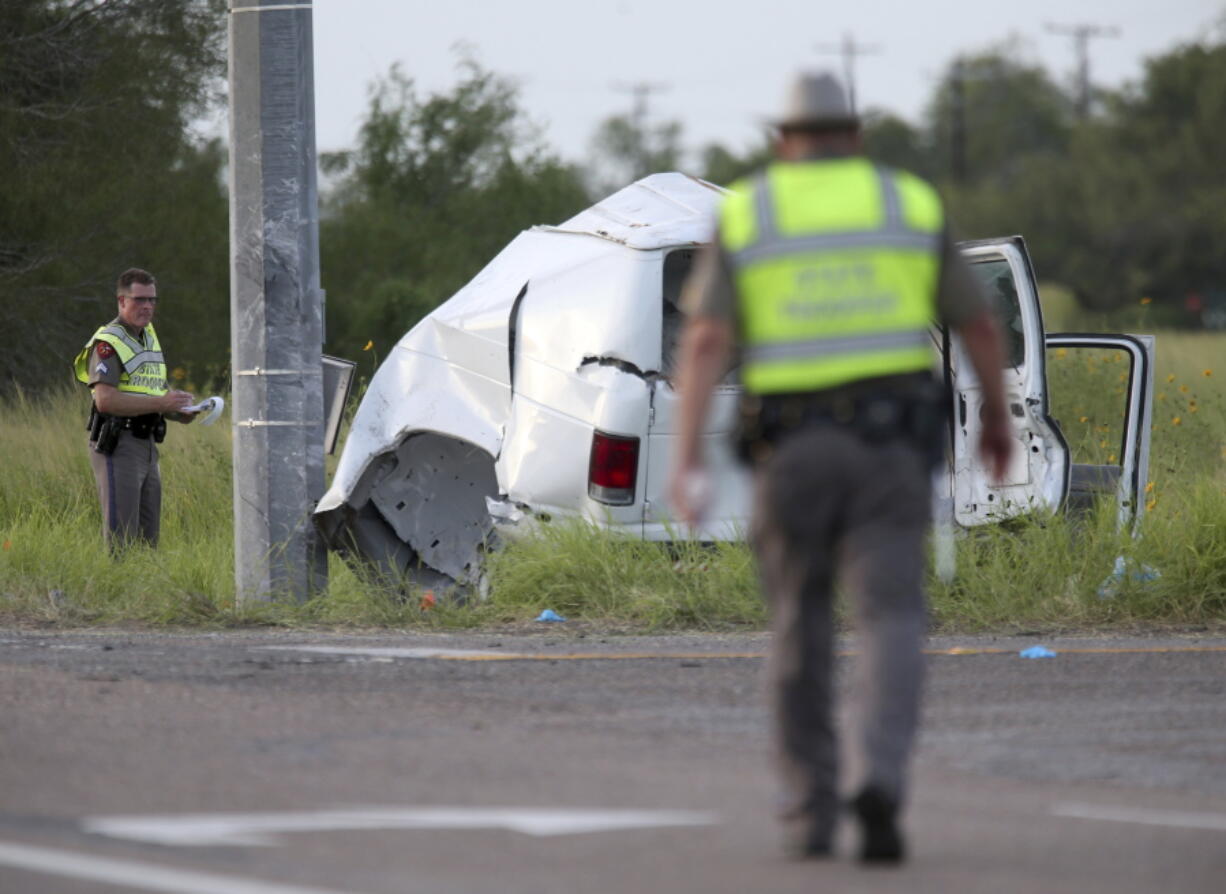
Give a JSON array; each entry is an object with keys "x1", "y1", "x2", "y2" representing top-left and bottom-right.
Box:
[{"x1": 73, "y1": 268, "x2": 197, "y2": 549}]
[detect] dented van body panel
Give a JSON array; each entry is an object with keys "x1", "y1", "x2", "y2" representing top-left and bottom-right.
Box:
[{"x1": 314, "y1": 174, "x2": 1153, "y2": 586}]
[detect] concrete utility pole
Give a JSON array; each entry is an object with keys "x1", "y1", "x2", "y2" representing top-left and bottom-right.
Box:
[
  {"x1": 1045, "y1": 22, "x2": 1121, "y2": 119},
  {"x1": 228, "y1": 0, "x2": 326, "y2": 603},
  {"x1": 815, "y1": 32, "x2": 881, "y2": 115}
]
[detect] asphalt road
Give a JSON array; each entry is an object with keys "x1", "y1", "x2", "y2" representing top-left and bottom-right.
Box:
[{"x1": 1, "y1": 628, "x2": 1224, "y2": 893}]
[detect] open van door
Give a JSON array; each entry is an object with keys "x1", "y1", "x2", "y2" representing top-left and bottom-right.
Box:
[
  {"x1": 949, "y1": 237, "x2": 1070, "y2": 526},
  {"x1": 1043, "y1": 334, "x2": 1155, "y2": 529}
]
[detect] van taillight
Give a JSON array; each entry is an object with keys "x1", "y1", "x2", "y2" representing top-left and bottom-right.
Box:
[{"x1": 588, "y1": 430, "x2": 639, "y2": 506}]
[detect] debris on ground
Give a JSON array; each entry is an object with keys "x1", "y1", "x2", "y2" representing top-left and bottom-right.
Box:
[{"x1": 1097, "y1": 555, "x2": 1161, "y2": 599}]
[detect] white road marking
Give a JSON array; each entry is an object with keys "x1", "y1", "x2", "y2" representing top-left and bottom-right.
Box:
[
  {"x1": 1052, "y1": 803, "x2": 1226, "y2": 832},
  {"x1": 0, "y1": 841, "x2": 354, "y2": 894},
  {"x1": 84, "y1": 806, "x2": 720, "y2": 847}
]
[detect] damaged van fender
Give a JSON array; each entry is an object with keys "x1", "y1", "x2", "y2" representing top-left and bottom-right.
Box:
[{"x1": 314, "y1": 173, "x2": 1154, "y2": 589}]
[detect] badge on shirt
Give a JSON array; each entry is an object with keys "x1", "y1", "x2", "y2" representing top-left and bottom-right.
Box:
[
  {"x1": 96, "y1": 342, "x2": 115, "y2": 359},
  {"x1": 97, "y1": 361, "x2": 109, "y2": 375}
]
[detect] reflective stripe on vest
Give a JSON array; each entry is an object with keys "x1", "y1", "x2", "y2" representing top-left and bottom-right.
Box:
[
  {"x1": 722, "y1": 159, "x2": 942, "y2": 394},
  {"x1": 73, "y1": 323, "x2": 168, "y2": 396}
]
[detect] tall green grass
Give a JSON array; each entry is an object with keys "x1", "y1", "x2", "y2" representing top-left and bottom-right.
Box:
[{"x1": 2, "y1": 330, "x2": 1223, "y2": 632}]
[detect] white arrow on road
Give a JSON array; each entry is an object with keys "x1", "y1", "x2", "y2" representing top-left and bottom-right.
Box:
[{"x1": 83, "y1": 807, "x2": 719, "y2": 847}]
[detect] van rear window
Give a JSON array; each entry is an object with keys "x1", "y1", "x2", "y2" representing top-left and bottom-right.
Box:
[
  {"x1": 662, "y1": 249, "x2": 695, "y2": 376},
  {"x1": 970, "y1": 258, "x2": 1026, "y2": 369}
]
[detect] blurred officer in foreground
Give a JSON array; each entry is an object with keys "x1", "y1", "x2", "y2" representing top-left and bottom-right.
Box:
[
  {"x1": 73, "y1": 268, "x2": 197, "y2": 550},
  {"x1": 670, "y1": 72, "x2": 1012, "y2": 864}
]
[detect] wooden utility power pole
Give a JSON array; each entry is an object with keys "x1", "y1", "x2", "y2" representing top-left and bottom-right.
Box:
[
  {"x1": 814, "y1": 32, "x2": 881, "y2": 115},
  {"x1": 950, "y1": 57, "x2": 967, "y2": 183},
  {"x1": 612, "y1": 81, "x2": 669, "y2": 179},
  {"x1": 1045, "y1": 22, "x2": 1121, "y2": 119}
]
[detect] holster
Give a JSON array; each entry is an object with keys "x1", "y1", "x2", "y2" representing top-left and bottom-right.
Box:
[
  {"x1": 87, "y1": 405, "x2": 103, "y2": 440},
  {"x1": 92, "y1": 414, "x2": 122, "y2": 456},
  {"x1": 88, "y1": 411, "x2": 166, "y2": 454}
]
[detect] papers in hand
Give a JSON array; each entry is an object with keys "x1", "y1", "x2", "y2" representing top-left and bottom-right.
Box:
[{"x1": 182, "y1": 395, "x2": 225, "y2": 426}]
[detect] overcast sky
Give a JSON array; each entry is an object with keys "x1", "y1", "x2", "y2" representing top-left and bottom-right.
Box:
[{"x1": 309, "y1": 0, "x2": 1222, "y2": 166}]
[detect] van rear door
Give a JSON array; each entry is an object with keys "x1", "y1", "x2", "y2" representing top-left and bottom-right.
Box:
[
  {"x1": 1043, "y1": 333, "x2": 1155, "y2": 528},
  {"x1": 950, "y1": 237, "x2": 1070, "y2": 526}
]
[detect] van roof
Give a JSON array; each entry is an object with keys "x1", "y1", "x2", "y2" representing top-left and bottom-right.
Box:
[{"x1": 537, "y1": 172, "x2": 725, "y2": 250}]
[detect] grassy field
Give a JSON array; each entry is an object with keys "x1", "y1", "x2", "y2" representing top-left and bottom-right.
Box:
[{"x1": 1, "y1": 330, "x2": 1222, "y2": 632}]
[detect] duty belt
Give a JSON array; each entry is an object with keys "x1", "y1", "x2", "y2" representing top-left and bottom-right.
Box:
[
  {"x1": 122, "y1": 413, "x2": 166, "y2": 441},
  {"x1": 735, "y1": 379, "x2": 947, "y2": 467}
]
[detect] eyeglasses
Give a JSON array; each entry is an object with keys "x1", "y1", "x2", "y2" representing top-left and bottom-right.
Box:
[{"x1": 122, "y1": 295, "x2": 158, "y2": 305}]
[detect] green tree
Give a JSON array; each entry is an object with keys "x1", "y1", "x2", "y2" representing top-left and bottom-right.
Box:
[
  {"x1": 938, "y1": 37, "x2": 1226, "y2": 311},
  {"x1": 1097, "y1": 40, "x2": 1226, "y2": 304},
  {"x1": 319, "y1": 61, "x2": 591, "y2": 361},
  {"x1": 0, "y1": 0, "x2": 229, "y2": 395},
  {"x1": 925, "y1": 44, "x2": 1073, "y2": 187},
  {"x1": 697, "y1": 139, "x2": 771, "y2": 187},
  {"x1": 861, "y1": 110, "x2": 935, "y2": 179}
]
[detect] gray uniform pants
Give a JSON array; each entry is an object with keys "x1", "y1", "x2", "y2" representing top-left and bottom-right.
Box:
[
  {"x1": 88, "y1": 431, "x2": 162, "y2": 549},
  {"x1": 751, "y1": 423, "x2": 930, "y2": 831}
]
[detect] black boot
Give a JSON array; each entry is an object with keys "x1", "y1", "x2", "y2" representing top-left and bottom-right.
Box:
[{"x1": 850, "y1": 785, "x2": 904, "y2": 865}]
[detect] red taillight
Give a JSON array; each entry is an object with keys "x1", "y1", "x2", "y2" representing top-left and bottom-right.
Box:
[{"x1": 588, "y1": 430, "x2": 639, "y2": 506}]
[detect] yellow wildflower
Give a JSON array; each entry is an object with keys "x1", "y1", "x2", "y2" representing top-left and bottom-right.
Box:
[
  {"x1": 1140, "y1": 297, "x2": 1152, "y2": 305},
  {"x1": 1079, "y1": 415, "x2": 1089, "y2": 423},
  {"x1": 1180, "y1": 384, "x2": 1189, "y2": 393},
  {"x1": 363, "y1": 340, "x2": 374, "y2": 351},
  {"x1": 172, "y1": 366, "x2": 187, "y2": 382},
  {"x1": 1056, "y1": 348, "x2": 1068, "y2": 358},
  {"x1": 1146, "y1": 499, "x2": 1157, "y2": 512},
  {"x1": 1172, "y1": 416, "x2": 1182, "y2": 426},
  {"x1": 1145, "y1": 481, "x2": 1154, "y2": 493},
  {"x1": 1204, "y1": 369, "x2": 1213, "y2": 377},
  {"x1": 1166, "y1": 374, "x2": 1176, "y2": 383},
  {"x1": 1108, "y1": 454, "x2": 1117, "y2": 463}
]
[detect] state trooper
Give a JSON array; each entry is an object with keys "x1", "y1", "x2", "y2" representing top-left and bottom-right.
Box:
[
  {"x1": 670, "y1": 73, "x2": 1013, "y2": 864},
  {"x1": 73, "y1": 268, "x2": 197, "y2": 550}
]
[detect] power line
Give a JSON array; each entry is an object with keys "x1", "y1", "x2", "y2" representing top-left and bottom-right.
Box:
[
  {"x1": 1045, "y1": 22, "x2": 1121, "y2": 119},
  {"x1": 814, "y1": 32, "x2": 882, "y2": 115}
]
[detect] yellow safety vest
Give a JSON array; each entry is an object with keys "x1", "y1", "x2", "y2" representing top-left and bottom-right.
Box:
[
  {"x1": 721, "y1": 158, "x2": 943, "y2": 394},
  {"x1": 73, "y1": 322, "x2": 168, "y2": 397}
]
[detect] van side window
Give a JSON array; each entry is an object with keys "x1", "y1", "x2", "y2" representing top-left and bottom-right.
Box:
[
  {"x1": 662, "y1": 249, "x2": 694, "y2": 377},
  {"x1": 969, "y1": 258, "x2": 1026, "y2": 369}
]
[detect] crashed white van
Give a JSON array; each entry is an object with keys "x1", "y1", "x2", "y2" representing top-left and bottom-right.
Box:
[{"x1": 314, "y1": 173, "x2": 1153, "y2": 586}]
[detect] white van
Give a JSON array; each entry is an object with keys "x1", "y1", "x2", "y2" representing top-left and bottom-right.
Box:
[{"x1": 314, "y1": 173, "x2": 1154, "y2": 585}]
